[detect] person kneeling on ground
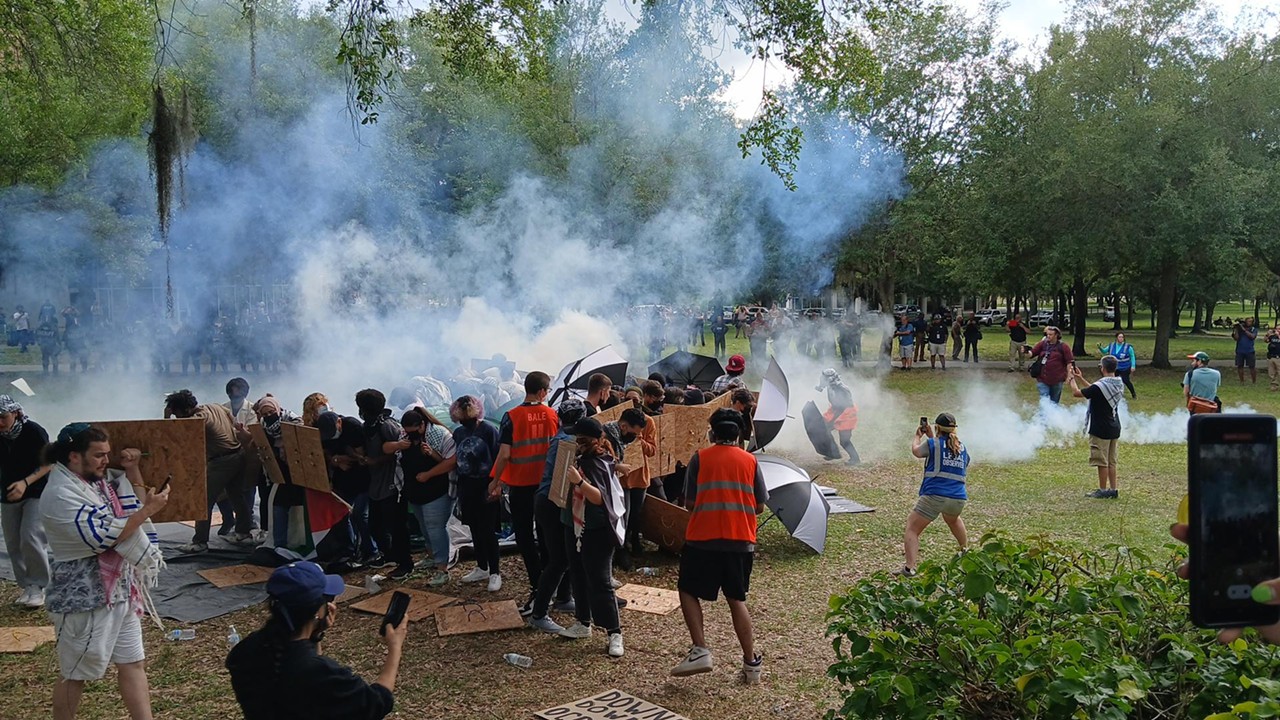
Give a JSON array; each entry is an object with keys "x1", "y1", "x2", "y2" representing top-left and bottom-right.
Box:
[
  {"x1": 227, "y1": 562, "x2": 407, "y2": 720},
  {"x1": 671, "y1": 408, "x2": 769, "y2": 685},
  {"x1": 896, "y1": 413, "x2": 970, "y2": 577}
]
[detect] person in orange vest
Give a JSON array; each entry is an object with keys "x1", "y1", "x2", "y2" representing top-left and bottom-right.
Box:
[
  {"x1": 670, "y1": 408, "x2": 769, "y2": 685},
  {"x1": 488, "y1": 371, "x2": 558, "y2": 611}
]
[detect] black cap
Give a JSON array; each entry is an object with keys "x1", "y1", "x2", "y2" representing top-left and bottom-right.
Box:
[
  {"x1": 571, "y1": 417, "x2": 604, "y2": 439},
  {"x1": 316, "y1": 411, "x2": 341, "y2": 441}
]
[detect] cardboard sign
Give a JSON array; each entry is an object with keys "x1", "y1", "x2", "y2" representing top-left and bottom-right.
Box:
[
  {"x1": 92, "y1": 419, "x2": 207, "y2": 523},
  {"x1": 0, "y1": 626, "x2": 56, "y2": 653},
  {"x1": 336, "y1": 585, "x2": 368, "y2": 604},
  {"x1": 614, "y1": 584, "x2": 680, "y2": 615},
  {"x1": 535, "y1": 690, "x2": 690, "y2": 720},
  {"x1": 549, "y1": 439, "x2": 577, "y2": 509},
  {"x1": 279, "y1": 423, "x2": 331, "y2": 492},
  {"x1": 639, "y1": 496, "x2": 689, "y2": 554},
  {"x1": 434, "y1": 600, "x2": 524, "y2": 636},
  {"x1": 351, "y1": 589, "x2": 456, "y2": 623},
  {"x1": 197, "y1": 564, "x2": 275, "y2": 588},
  {"x1": 655, "y1": 394, "x2": 732, "y2": 476},
  {"x1": 248, "y1": 425, "x2": 286, "y2": 485},
  {"x1": 594, "y1": 401, "x2": 655, "y2": 475}
]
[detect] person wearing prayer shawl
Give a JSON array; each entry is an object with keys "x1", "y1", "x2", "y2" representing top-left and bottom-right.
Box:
[{"x1": 40, "y1": 423, "x2": 169, "y2": 720}]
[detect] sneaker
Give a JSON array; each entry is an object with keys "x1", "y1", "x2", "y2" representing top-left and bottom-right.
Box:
[
  {"x1": 615, "y1": 597, "x2": 628, "y2": 609},
  {"x1": 892, "y1": 566, "x2": 916, "y2": 578},
  {"x1": 527, "y1": 615, "x2": 564, "y2": 634},
  {"x1": 365, "y1": 553, "x2": 394, "y2": 569},
  {"x1": 558, "y1": 621, "x2": 592, "y2": 640},
  {"x1": 461, "y1": 567, "x2": 490, "y2": 583},
  {"x1": 414, "y1": 557, "x2": 434, "y2": 571},
  {"x1": 610, "y1": 576, "x2": 623, "y2": 589},
  {"x1": 226, "y1": 532, "x2": 256, "y2": 546},
  {"x1": 487, "y1": 574, "x2": 503, "y2": 592},
  {"x1": 1086, "y1": 489, "x2": 1107, "y2": 499},
  {"x1": 176, "y1": 542, "x2": 208, "y2": 555},
  {"x1": 14, "y1": 588, "x2": 31, "y2": 606},
  {"x1": 428, "y1": 571, "x2": 450, "y2": 588},
  {"x1": 671, "y1": 646, "x2": 714, "y2": 677},
  {"x1": 519, "y1": 596, "x2": 535, "y2": 617},
  {"x1": 551, "y1": 599, "x2": 577, "y2": 615},
  {"x1": 607, "y1": 632, "x2": 625, "y2": 658},
  {"x1": 217, "y1": 523, "x2": 234, "y2": 536},
  {"x1": 742, "y1": 654, "x2": 763, "y2": 685},
  {"x1": 388, "y1": 564, "x2": 414, "y2": 580},
  {"x1": 1105, "y1": 489, "x2": 1120, "y2": 499},
  {"x1": 21, "y1": 589, "x2": 44, "y2": 609}
]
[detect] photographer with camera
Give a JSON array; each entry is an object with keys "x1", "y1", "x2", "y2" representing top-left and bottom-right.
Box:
[
  {"x1": 1234, "y1": 317, "x2": 1259, "y2": 384},
  {"x1": 895, "y1": 413, "x2": 970, "y2": 578},
  {"x1": 227, "y1": 562, "x2": 407, "y2": 720}
]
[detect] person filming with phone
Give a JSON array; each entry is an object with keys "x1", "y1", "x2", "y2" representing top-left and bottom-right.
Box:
[
  {"x1": 226, "y1": 562, "x2": 408, "y2": 720},
  {"x1": 895, "y1": 413, "x2": 970, "y2": 577}
]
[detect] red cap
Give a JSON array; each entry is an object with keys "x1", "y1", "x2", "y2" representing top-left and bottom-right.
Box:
[{"x1": 726, "y1": 355, "x2": 746, "y2": 373}]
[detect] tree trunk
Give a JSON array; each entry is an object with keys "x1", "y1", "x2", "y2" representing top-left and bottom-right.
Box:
[
  {"x1": 1071, "y1": 276, "x2": 1089, "y2": 356},
  {"x1": 1255, "y1": 296, "x2": 1263, "y2": 324},
  {"x1": 1205, "y1": 299, "x2": 1217, "y2": 330},
  {"x1": 1152, "y1": 262, "x2": 1178, "y2": 368},
  {"x1": 1192, "y1": 300, "x2": 1204, "y2": 334},
  {"x1": 1111, "y1": 292, "x2": 1122, "y2": 332},
  {"x1": 1125, "y1": 292, "x2": 1134, "y2": 331},
  {"x1": 877, "y1": 276, "x2": 895, "y2": 360}
]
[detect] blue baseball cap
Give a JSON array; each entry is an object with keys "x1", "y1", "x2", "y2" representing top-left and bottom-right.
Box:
[{"x1": 266, "y1": 562, "x2": 345, "y2": 610}]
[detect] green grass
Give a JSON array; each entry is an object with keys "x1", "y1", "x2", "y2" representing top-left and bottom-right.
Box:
[{"x1": 0, "y1": 327, "x2": 1277, "y2": 720}]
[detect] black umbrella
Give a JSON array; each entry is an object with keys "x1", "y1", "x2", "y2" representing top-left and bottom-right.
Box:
[
  {"x1": 549, "y1": 345, "x2": 629, "y2": 405},
  {"x1": 749, "y1": 356, "x2": 789, "y2": 451},
  {"x1": 755, "y1": 454, "x2": 830, "y2": 554},
  {"x1": 648, "y1": 351, "x2": 725, "y2": 391}
]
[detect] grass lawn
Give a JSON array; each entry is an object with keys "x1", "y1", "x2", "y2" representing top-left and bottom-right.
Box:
[{"x1": 0, "y1": 323, "x2": 1276, "y2": 720}]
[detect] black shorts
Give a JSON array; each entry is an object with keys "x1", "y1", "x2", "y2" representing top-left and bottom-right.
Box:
[
  {"x1": 1237, "y1": 352, "x2": 1256, "y2": 369},
  {"x1": 678, "y1": 545, "x2": 753, "y2": 602}
]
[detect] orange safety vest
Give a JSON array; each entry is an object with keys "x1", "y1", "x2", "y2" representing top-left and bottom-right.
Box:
[
  {"x1": 685, "y1": 445, "x2": 759, "y2": 544},
  {"x1": 500, "y1": 403, "x2": 559, "y2": 487}
]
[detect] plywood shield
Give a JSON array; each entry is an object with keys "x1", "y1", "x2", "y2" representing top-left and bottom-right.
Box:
[
  {"x1": 350, "y1": 589, "x2": 456, "y2": 623},
  {"x1": 92, "y1": 419, "x2": 207, "y2": 523},
  {"x1": 196, "y1": 564, "x2": 274, "y2": 589},
  {"x1": 434, "y1": 600, "x2": 524, "y2": 636},
  {"x1": 549, "y1": 439, "x2": 577, "y2": 509},
  {"x1": 654, "y1": 394, "x2": 732, "y2": 476},
  {"x1": 280, "y1": 423, "x2": 331, "y2": 492},
  {"x1": 535, "y1": 690, "x2": 690, "y2": 720},
  {"x1": 247, "y1": 425, "x2": 286, "y2": 485},
  {"x1": 639, "y1": 496, "x2": 689, "y2": 554},
  {"x1": 614, "y1": 584, "x2": 680, "y2": 615},
  {"x1": 0, "y1": 626, "x2": 56, "y2": 653}
]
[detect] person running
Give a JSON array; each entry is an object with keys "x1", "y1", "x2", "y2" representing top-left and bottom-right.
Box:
[
  {"x1": 227, "y1": 562, "x2": 406, "y2": 720},
  {"x1": 558, "y1": 417, "x2": 627, "y2": 657},
  {"x1": 816, "y1": 369, "x2": 860, "y2": 465},
  {"x1": 1235, "y1": 317, "x2": 1259, "y2": 384},
  {"x1": 0, "y1": 395, "x2": 51, "y2": 608},
  {"x1": 1069, "y1": 356, "x2": 1124, "y2": 499},
  {"x1": 894, "y1": 316, "x2": 915, "y2": 370},
  {"x1": 1184, "y1": 351, "x2": 1222, "y2": 414},
  {"x1": 451, "y1": 396, "x2": 503, "y2": 591},
  {"x1": 670, "y1": 408, "x2": 768, "y2": 685},
  {"x1": 1267, "y1": 324, "x2": 1280, "y2": 392},
  {"x1": 488, "y1": 371, "x2": 558, "y2": 607},
  {"x1": 1006, "y1": 313, "x2": 1028, "y2": 372},
  {"x1": 1097, "y1": 332, "x2": 1137, "y2": 399},
  {"x1": 399, "y1": 408, "x2": 456, "y2": 587},
  {"x1": 925, "y1": 315, "x2": 948, "y2": 370},
  {"x1": 896, "y1": 413, "x2": 969, "y2": 577},
  {"x1": 41, "y1": 424, "x2": 168, "y2": 720},
  {"x1": 1027, "y1": 326, "x2": 1075, "y2": 404}
]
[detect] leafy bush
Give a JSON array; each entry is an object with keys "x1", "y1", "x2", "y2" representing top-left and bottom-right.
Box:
[{"x1": 826, "y1": 533, "x2": 1280, "y2": 720}]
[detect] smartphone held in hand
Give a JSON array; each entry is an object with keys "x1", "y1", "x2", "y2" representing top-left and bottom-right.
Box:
[
  {"x1": 381, "y1": 591, "x2": 410, "y2": 636},
  {"x1": 1188, "y1": 414, "x2": 1280, "y2": 629}
]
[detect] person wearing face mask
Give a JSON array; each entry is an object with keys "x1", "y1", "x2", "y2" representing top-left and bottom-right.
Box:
[
  {"x1": 450, "y1": 396, "x2": 502, "y2": 590},
  {"x1": 559, "y1": 418, "x2": 628, "y2": 657},
  {"x1": 640, "y1": 380, "x2": 665, "y2": 417},
  {"x1": 301, "y1": 393, "x2": 331, "y2": 428},
  {"x1": 1, "y1": 395, "x2": 52, "y2": 608},
  {"x1": 252, "y1": 395, "x2": 306, "y2": 551},
  {"x1": 217, "y1": 378, "x2": 257, "y2": 540},
  {"x1": 355, "y1": 389, "x2": 412, "y2": 580},
  {"x1": 605, "y1": 408, "x2": 653, "y2": 571},
  {"x1": 226, "y1": 561, "x2": 407, "y2": 720},
  {"x1": 399, "y1": 408, "x2": 456, "y2": 587},
  {"x1": 164, "y1": 390, "x2": 253, "y2": 553},
  {"x1": 317, "y1": 411, "x2": 379, "y2": 567}
]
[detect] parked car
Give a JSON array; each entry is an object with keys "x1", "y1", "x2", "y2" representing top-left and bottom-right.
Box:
[
  {"x1": 1028, "y1": 310, "x2": 1059, "y2": 327},
  {"x1": 801, "y1": 307, "x2": 826, "y2": 318},
  {"x1": 975, "y1": 308, "x2": 1007, "y2": 326},
  {"x1": 1102, "y1": 307, "x2": 1117, "y2": 322}
]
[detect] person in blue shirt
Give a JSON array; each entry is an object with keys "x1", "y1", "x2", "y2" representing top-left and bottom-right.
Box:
[
  {"x1": 1234, "y1": 317, "x2": 1258, "y2": 384},
  {"x1": 895, "y1": 412, "x2": 970, "y2": 577},
  {"x1": 1098, "y1": 332, "x2": 1138, "y2": 399},
  {"x1": 894, "y1": 316, "x2": 916, "y2": 371}
]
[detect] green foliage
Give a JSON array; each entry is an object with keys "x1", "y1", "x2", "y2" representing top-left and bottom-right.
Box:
[{"x1": 826, "y1": 533, "x2": 1280, "y2": 720}]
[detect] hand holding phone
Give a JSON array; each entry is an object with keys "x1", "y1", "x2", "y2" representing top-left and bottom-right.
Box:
[
  {"x1": 1188, "y1": 414, "x2": 1280, "y2": 629},
  {"x1": 382, "y1": 590, "x2": 411, "y2": 636}
]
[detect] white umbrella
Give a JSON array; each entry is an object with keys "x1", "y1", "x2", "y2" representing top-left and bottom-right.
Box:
[
  {"x1": 549, "y1": 345, "x2": 628, "y2": 406},
  {"x1": 755, "y1": 454, "x2": 830, "y2": 554}
]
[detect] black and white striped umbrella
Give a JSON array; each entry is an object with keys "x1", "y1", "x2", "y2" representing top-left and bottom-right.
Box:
[
  {"x1": 749, "y1": 356, "x2": 789, "y2": 451},
  {"x1": 755, "y1": 454, "x2": 830, "y2": 554}
]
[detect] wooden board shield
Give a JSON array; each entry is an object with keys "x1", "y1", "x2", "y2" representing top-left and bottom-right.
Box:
[
  {"x1": 92, "y1": 419, "x2": 207, "y2": 523},
  {"x1": 247, "y1": 425, "x2": 286, "y2": 485},
  {"x1": 614, "y1": 584, "x2": 681, "y2": 615},
  {"x1": 549, "y1": 439, "x2": 577, "y2": 509},
  {"x1": 654, "y1": 394, "x2": 732, "y2": 476},
  {"x1": 434, "y1": 600, "x2": 524, "y2": 636},
  {"x1": 196, "y1": 564, "x2": 274, "y2": 589},
  {"x1": 0, "y1": 626, "x2": 57, "y2": 654},
  {"x1": 535, "y1": 690, "x2": 690, "y2": 720},
  {"x1": 350, "y1": 589, "x2": 456, "y2": 623},
  {"x1": 639, "y1": 496, "x2": 689, "y2": 554},
  {"x1": 279, "y1": 423, "x2": 331, "y2": 492}
]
